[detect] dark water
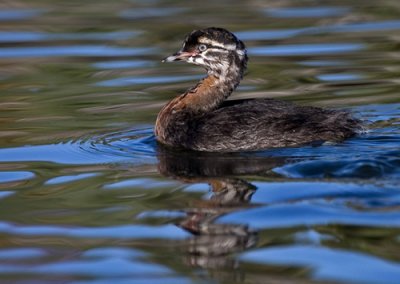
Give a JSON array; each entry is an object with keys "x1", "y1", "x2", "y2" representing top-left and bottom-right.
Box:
[{"x1": 0, "y1": 1, "x2": 400, "y2": 283}]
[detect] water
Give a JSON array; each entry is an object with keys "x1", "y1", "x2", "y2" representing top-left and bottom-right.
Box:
[{"x1": 0, "y1": 1, "x2": 399, "y2": 283}]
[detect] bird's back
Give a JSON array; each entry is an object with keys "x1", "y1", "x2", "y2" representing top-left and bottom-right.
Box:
[{"x1": 184, "y1": 98, "x2": 362, "y2": 152}]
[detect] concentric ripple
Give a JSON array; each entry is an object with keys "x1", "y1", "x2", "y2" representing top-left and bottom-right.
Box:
[{"x1": 0, "y1": 128, "x2": 157, "y2": 165}]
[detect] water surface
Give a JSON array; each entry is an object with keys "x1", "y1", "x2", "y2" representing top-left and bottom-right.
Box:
[{"x1": 0, "y1": 1, "x2": 400, "y2": 283}]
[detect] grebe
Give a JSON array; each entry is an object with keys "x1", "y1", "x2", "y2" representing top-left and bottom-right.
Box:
[{"x1": 155, "y1": 27, "x2": 361, "y2": 152}]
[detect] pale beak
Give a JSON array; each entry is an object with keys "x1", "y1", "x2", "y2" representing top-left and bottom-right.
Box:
[{"x1": 162, "y1": 51, "x2": 197, "y2": 62}]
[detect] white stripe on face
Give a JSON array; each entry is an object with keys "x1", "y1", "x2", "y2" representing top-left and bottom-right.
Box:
[{"x1": 197, "y1": 37, "x2": 237, "y2": 50}]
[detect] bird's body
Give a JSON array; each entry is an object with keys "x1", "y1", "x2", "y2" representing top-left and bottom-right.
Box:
[{"x1": 155, "y1": 27, "x2": 361, "y2": 152}]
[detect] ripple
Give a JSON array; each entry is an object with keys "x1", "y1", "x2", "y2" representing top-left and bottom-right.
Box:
[
  {"x1": 267, "y1": 143, "x2": 400, "y2": 179},
  {"x1": 249, "y1": 43, "x2": 364, "y2": 56},
  {"x1": 92, "y1": 60, "x2": 154, "y2": 70},
  {"x1": 237, "y1": 20, "x2": 400, "y2": 41},
  {"x1": 0, "y1": 9, "x2": 45, "y2": 21},
  {"x1": 0, "y1": 171, "x2": 35, "y2": 183},
  {"x1": 317, "y1": 73, "x2": 363, "y2": 82},
  {"x1": 0, "y1": 248, "x2": 46, "y2": 260},
  {"x1": 45, "y1": 173, "x2": 99, "y2": 185},
  {"x1": 0, "y1": 221, "x2": 188, "y2": 239},
  {"x1": 274, "y1": 157, "x2": 400, "y2": 179},
  {"x1": 71, "y1": 278, "x2": 191, "y2": 284},
  {"x1": 236, "y1": 28, "x2": 310, "y2": 41},
  {"x1": 87, "y1": 127, "x2": 156, "y2": 159},
  {"x1": 83, "y1": 247, "x2": 146, "y2": 258},
  {"x1": 241, "y1": 245, "x2": 400, "y2": 284},
  {"x1": 0, "y1": 192, "x2": 14, "y2": 199},
  {"x1": 0, "y1": 258, "x2": 171, "y2": 277},
  {"x1": 329, "y1": 20, "x2": 400, "y2": 33},
  {"x1": 96, "y1": 75, "x2": 200, "y2": 87},
  {"x1": 220, "y1": 202, "x2": 400, "y2": 229},
  {"x1": 0, "y1": 128, "x2": 156, "y2": 165},
  {"x1": 251, "y1": 181, "x2": 396, "y2": 204},
  {"x1": 119, "y1": 7, "x2": 186, "y2": 19},
  {"x1": 104, "y1": 178, "x2": 178, "y2": 190},
  {"x1": 264, "y1": 6, "x2": 349, "y2": 18},
  {"x1": 299, "y1": 60, "x2": 349, "y2": 67},
  {"x1": 0, "y1": 30, "x2": 140, "y2": 43},
  {"x1": 357, "y1": 103, "x2": 400, "y2": 122},
  {"x1": 0, "y1": 45, "x2": 156, "y2": 59}
]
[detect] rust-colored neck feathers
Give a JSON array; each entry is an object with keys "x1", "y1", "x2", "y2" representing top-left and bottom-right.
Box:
[{"x1": 155, "y1": 71, "x2": 241, "y2": 147}]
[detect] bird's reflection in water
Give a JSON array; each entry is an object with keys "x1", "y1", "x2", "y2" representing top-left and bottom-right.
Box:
[
  {"x1": 180, "y1": 178, "x2": 257, "y2": 271},
  {"x1": 156, "y1": 145, "x2": 287, "y2": 271}
]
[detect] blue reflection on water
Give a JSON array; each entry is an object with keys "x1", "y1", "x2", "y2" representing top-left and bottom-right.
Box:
[
  {"x1": 0, "y1": 222, "x2": 189, "y2": 239},
  {"x1": 317, "y1": 73, "x2": 363, "y2": 81},
  {"x1": 237, "y1": 20, "x2": 400, "y2": 40},
  {"x1": 119, "y1": 7, "x2": 186, "y2": 19},
  {"x1": 96, "y1": 76, "x2": 200, "y2": 87},
  {"x1": 249, "y1": 181, "x2": 396, "y2": 204},
  {"x1": 0, "y1": 248, "x2": 46, "y2": 259},
  {"x1": 0, "y1": 129, "x2": 156, "y2": 165},
  {"x1": 241, "y1": 245, "x2": 400, "y2": 284},
  {"x1": 220, "y1": 201, "x2": 400, "y2": 229},
  {"x1": 249, "y1": 43, "x2": 364, "y2": 56},
  {"x1": 71, "y1": 278, "x2": 191, "y2": 284},
  {"x1": 275, "y1": 157, "x2": 400, "y2": 178},
  {"x1": 93, "y1": 60, "x2": 154, "y2": 70},
  {"x1": 104, "y1": 178, "x2": 179, "y2": 190},
  {"x1": 265, "y1": 6, "x2": 349, "y2": 18},
  {"x1": 96, "y1": 75, "x2": 200, "y2": 87},
  {"x1": 0, "y1": 30, "x2": 140, "y2": 43},
  {"x1": 329, "y1": 20, "x2": 400, "y2": 33},
  {"x1": 0, "y1": 143, "x2": 126, "y2": 165},
  {"x1": 0, "y1": 258, "x2": 171, "y2": 276},
  {"x1": 299, "y1": 60, "x2": 349, "y2": 67},
  {"x1": 83, "y1": 247, "x2": 146, "y2": 258},
  {"x1": 0, "y1": 9, "x2": 45, "y2": 21},
  {"x1": 45, "y1": 173, "x2": 99, "y2": 185},
  {"x1": 0, "y1": 45, "x2": 156, "y2": 58},
  {"x1": 0, "y1": 171, "x2": 35, "y2": 183}
]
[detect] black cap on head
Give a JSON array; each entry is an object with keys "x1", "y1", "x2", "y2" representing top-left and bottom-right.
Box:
[{"x1": 183, "y1": 27, "x2": 245, "y2": 52}]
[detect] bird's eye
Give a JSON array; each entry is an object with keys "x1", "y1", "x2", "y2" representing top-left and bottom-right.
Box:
[{"x1": 198, "y1": 44, "x2": 207, "y2": 52}]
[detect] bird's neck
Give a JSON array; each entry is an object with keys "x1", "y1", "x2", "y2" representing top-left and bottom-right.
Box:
[
  {"x1": 183, "y1": 65, "x2": 243, "y2": 113},
  {"x1": 155, "y1": 65, "x2": 243, "y2": 145}
]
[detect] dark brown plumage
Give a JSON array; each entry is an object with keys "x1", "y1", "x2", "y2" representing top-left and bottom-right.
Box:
[{"x1": 155, "y1": 27, "x2": 362, "y2": 152}]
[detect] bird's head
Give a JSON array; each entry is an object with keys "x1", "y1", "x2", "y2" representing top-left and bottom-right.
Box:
[{"x1": 163, "y1": 27, "x2": 248, "y2": 77}]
